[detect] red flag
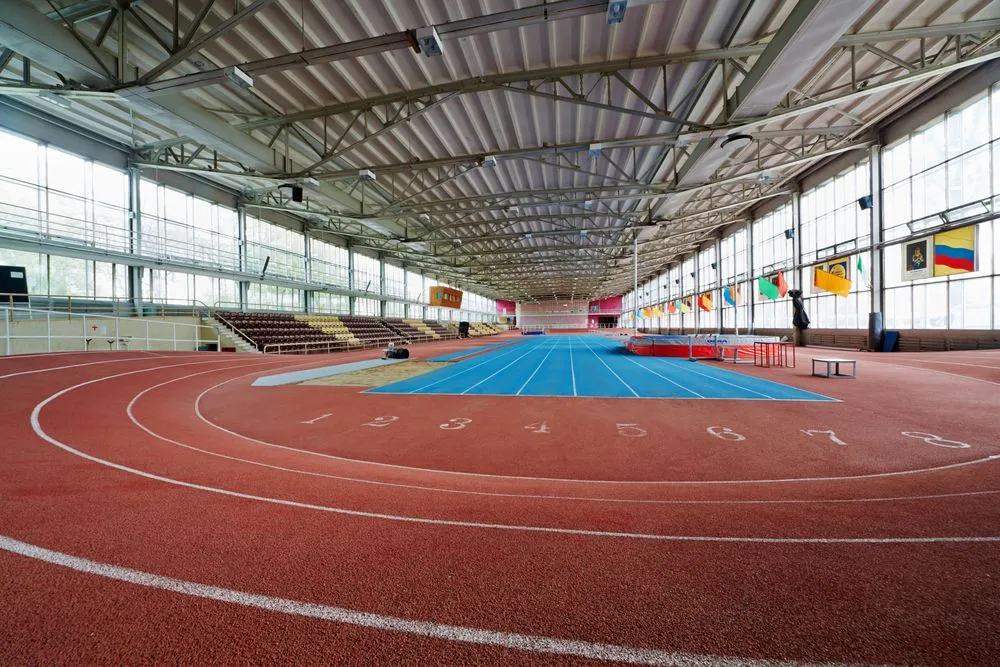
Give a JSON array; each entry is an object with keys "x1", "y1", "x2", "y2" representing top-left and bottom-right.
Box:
[
  {"x1": 774, "y1": 270, "x2": 789, "y2": 297},
  {"x1": 667, "y1": 301, "x2": 677, "y2": 315}
]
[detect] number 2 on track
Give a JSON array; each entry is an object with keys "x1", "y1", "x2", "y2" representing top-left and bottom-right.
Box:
[
  {"x1": 801, "y1": 429, "x2": 847, "y2": 446},
  {"x1": 364, "y1": 416, "x2": 398, "y2": 428}
]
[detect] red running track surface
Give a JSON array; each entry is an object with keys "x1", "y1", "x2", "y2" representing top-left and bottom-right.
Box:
[{"x1": 2, "y1": 342, "x2": 1000, "y2": 665}]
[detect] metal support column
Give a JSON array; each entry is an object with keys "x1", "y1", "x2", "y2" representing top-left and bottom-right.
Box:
[
  {"x1": 791, "y1": 189, "x2": 802, "y2": 294},
  {"x1": 747, "y1": 220, "x2": 755, "y2": 334},
  {"x1": 303, "y1": 233, "x2": 312, "y2": 314},
  {"x1": 237, "y1": 206, "x2": 249, "y2": 310},
  {"x1": 378, "y1": 253, "x2": 386, "y2": 318},
  {"x1": 632, "y1": 232, "x2": 638, "y2": 336},
  {"x1": 869, "y1": 143, "x2": 884, "y2": 314},
  {"x1": 715, "y1": 236, "x2": 723, "y2": 334},
  {"x1": 126, "y1": 167, "x2": 143, "y2": 315},
  {"x1": 347, "y1": 245, "x2": 356, "y2": 316}
]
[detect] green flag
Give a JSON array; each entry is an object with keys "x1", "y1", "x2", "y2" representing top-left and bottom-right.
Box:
[
  {"x1": 857, "y1": 255, "x2": 869, "y2": 288},
  {"x1": 758, "y1": 275, "x2": 779, "y2": 300}
]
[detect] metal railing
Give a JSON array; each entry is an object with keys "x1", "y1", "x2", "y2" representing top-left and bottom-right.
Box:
[
  {"x1": 1, "y1": 304, "x2": 214, "y2": 356},
  {"x1": 0, "y1": 293, "x2": 209, "y2": 318},
  {"x1": 262, "y1": 333, "x2": 436, "y2": 355}
]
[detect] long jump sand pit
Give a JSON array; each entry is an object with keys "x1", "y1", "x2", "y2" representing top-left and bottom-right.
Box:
[{"x1": 302, "y1": 361, "x2": 447, "y2": 387}]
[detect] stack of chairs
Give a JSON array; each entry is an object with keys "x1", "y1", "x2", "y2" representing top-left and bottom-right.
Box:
[
  {"x1": 423, "y1": 320, "x2": 458, "y2": 339},
  {"x1": 217, "y1": 312, "x2": 344, "y2": 352},
  {"x1": 339, "y1": 316, "x2": 405, "y2": 346}
]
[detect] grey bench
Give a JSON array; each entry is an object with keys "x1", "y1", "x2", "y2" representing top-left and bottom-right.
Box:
[{"x1": 812, "y1": 358, "x2": 857, "y2": 378}]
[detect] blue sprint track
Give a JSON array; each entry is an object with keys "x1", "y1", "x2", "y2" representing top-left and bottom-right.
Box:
[
  {"x1": 368, "y1": 334, "x2": 835, "y2": 401},
  {"x1": 426, "y1": 339, "x2": 523, "y2": 362}
]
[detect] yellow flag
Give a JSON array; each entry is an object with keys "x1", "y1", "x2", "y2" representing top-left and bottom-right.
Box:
[{"x1": 814, "y1": 268, "x2": 851, "y2": 297}]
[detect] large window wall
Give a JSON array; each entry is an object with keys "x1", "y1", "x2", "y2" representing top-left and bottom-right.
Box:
[
  {"x1": 751, "y1": 203, "x2": 794, "y2": 329},
  {"x1": 800, "y1": 161, "x2": 871, "y2": 329},
  {"x1": 0, "y1": 127, "x2": 497, "y2": 320},
  {"x1": 881, "y1": 86, "x2": 1000, "y2": 330}
]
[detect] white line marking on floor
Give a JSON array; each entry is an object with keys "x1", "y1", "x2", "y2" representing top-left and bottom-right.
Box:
[
  {"x1": 28, "y1": 364, "x2": 1000, "y2": 541},
  {"x1": 128, "y1": 362, "x2": 1000, "y2": 507},
  {"x1": 515, "y1": 343, "x2": 558, "y2": 395},
  {"x1": 406, "y1": 341, "x2": 535, "y2": 393},
  {"x1": 0, "y1": 534, "x2": 857, "y2": 666},
  {"x1": 0, "y1": 353, "x2": 208, "y2": 381},
  {"x1": 577, "y1": 335, "x2": 640, "y2": 397},
  {"x1": 460, "y1": 341, "x2": 556, "y2": 395},
  {"x1": 588, "y1": 338, "x2": 703, "y2": 398},
  {"x1": 194, "y1": 359, "x2": 1000, "y2": 487},
  {"x1": 568, "y1": 336, "x2": 577, "y2": 397}
]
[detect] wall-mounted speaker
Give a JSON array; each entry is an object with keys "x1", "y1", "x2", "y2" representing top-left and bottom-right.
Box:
[
  {"x1": 858, "y1": 195, "x2": 873, "y2": 210},
  {"x1": 783, "y1": 228, "x2": 795, "y2": 240}
]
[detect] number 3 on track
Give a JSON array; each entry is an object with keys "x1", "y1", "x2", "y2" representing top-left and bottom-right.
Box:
[{"x1": 440, "y1": 418, "x2": 472, "y2": 430}]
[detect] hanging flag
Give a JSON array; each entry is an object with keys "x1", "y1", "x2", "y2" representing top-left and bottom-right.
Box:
[
  {"x1": 933, "y1": 227, "x2": 976, "y2": 276},
  {"x1": 698, "y1": 291, "x2": 713, "y2": 312},
  {"x1": 774, "y1": 270, "x2": 789, "y2": 297},
  {"x1": 680, "y1": 297, "x2": 692, "y2": 314},
  {"x1": 667, "y1": 301, "x2": 677, "y2": 315},
  {"x1": 723, "y1": 286, "x2": 736, "y2": 307},
  {"x1": 758, "y1": 275, "x2": 779, "y2": 300},
  {"x1": 735, "y1": 285, "x2": 744, "y2": 306},
  {"x1": 814, "y1": 267, "x2": 852, "y2": 297},
  {"x1": 856, "y1": 255, "x2": 869, "y2": 288},
  {"x1": 652, "y1": 304, "x2": 664, "y2": 317}
]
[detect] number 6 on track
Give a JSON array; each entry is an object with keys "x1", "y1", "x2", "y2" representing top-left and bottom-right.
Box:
[
  {"x1": 440, "y1": 418, "x2": 472, "y2": 430},
  {"x1": 707, "y1": 426, "x2": 745, "y2": 442}
]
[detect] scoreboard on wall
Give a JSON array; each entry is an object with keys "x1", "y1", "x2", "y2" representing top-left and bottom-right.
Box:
[{"x1": 429, "y1": 286, "x2": 463, "y2": 309}]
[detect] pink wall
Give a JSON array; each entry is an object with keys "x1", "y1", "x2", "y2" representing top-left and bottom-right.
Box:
[
  {"x1": 496, "y1": 300, "x2": 516, "y2": 316},
  {"x1": 588, "y1": 295, "x2": 622, "y2": 313}
]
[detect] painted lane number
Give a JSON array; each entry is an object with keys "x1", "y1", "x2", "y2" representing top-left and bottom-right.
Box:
[
  {"x1": 901, "y1": 431, "x2": 970, "y2": 449},
  {"x1": 801, "y1": 429, "x2": 847, "y2": 446},
  {"x1": 707, "y1": 426, "x2": 746, "y2": 442},
  {"x1": 616, "y1": 423, "x2": 646, "y2": 438},
  {"x1": 364, "y1": 416, "x2": 399, "y2": 428},
  {"x1": 524, "y1": 422, "x2": 550, "y2": 434},
  {"x1": 440, "y1": 418, "x2": 472, "y2": 431}
]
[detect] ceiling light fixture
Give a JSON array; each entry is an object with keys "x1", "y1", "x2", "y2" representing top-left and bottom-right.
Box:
[{"x1": 223, "y1": 66, "x2": 254, "y2": 89}]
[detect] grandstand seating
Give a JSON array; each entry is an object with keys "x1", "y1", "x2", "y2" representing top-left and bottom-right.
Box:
[{"x1": 217, "y1": 311, "x2": 491, "y2": 352}]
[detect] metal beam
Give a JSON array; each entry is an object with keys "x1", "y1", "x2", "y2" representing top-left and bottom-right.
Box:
[{"x1": 136, "y1": 0, "x2": 275, "y2": 84}]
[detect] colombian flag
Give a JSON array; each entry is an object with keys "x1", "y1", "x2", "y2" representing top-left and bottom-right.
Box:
[{"x1": 933, "y1": 227, "x2": 976, "y2": 276}]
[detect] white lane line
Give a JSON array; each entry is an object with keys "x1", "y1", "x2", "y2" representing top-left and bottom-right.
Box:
[
  {"x1": 27, "y1": 376, "x2": 1000, "y2": 543},
  {"x1": 0, "y1": 535, "x2": 857, "y2": 666},
  {"x1": 406, "y1": 340, "x2": 537, "y2": 393},
  {"x1": 0, "y1": 353, "x2": 209, "y2": 381},
  {"x1": 568, "y1": 336, "x2": 577, "y2": 397},
  {"x1": 515, "y1": 343, "x2": 558, "y2": 396},
  {"x1": 587, "y1": 337, "x2": 703, "y2": 398},
  {"x1": 23, "y1": 376, "x2": 1000, "y2": 544},
  {"x1": 460, "y1": 341, "x2": 556, "y2": 395},
  {"x1": 577, "y1": 335, "x2": 640, "y2": 397},
  {"x1": 195, "y1": 364, "x2": 1000, "y2": 486},
  {"x1": 126, "y1": 370, "x2": 1000, "y2": 506}
]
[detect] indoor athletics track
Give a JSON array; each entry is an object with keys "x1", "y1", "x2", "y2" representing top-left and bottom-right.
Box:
[
  {"x1": 372, "y1": 334, "x2": 833, "y2": 400},
  {"x1": 2, "y1": 337, "x2": 1000, "y2": 665}
]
